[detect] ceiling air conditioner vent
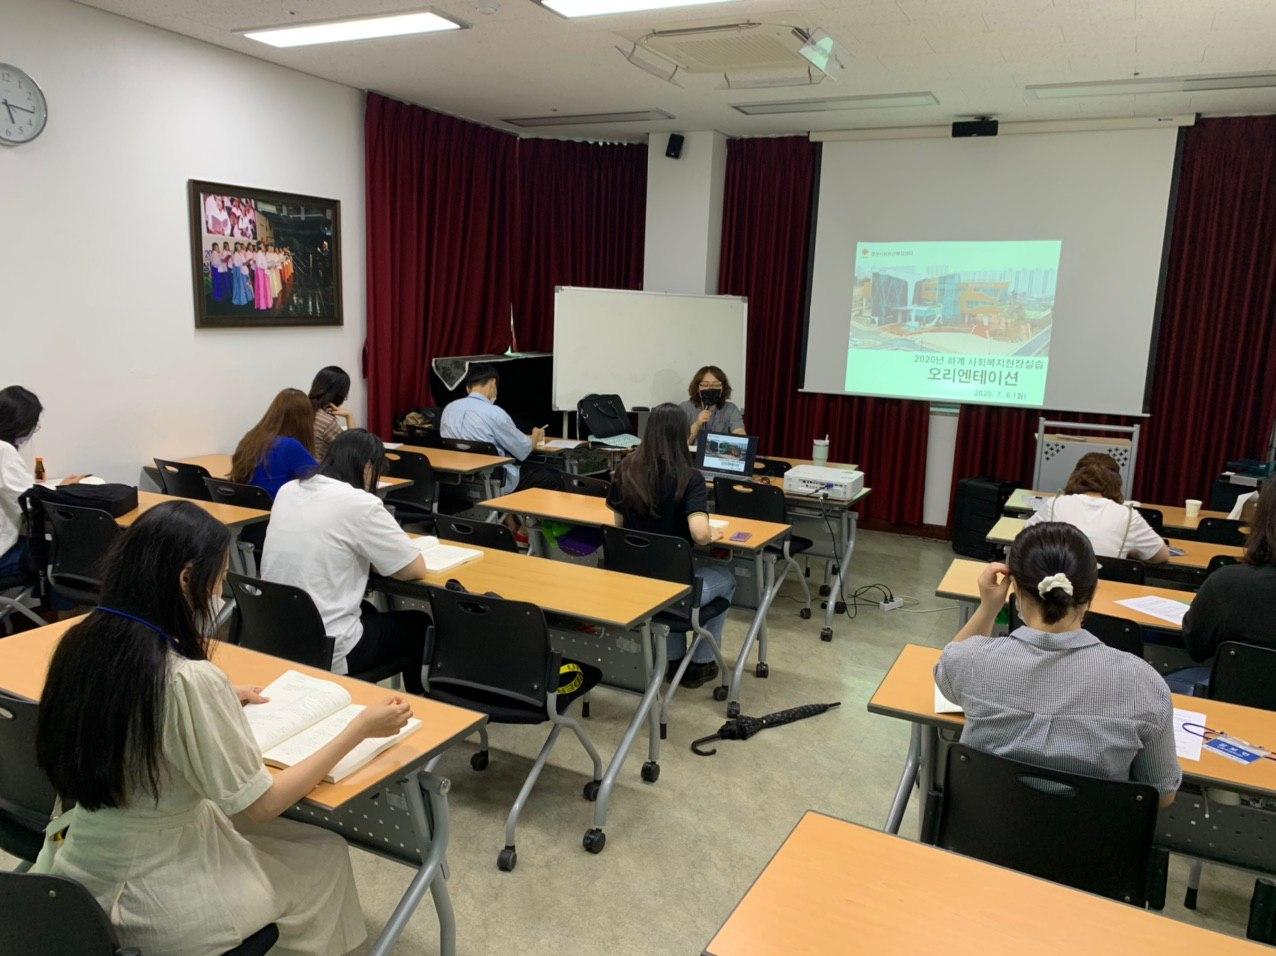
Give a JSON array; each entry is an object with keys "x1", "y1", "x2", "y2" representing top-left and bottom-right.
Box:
[{"x1": 641, "y1": 22, "x2": 808, "y2": 74}]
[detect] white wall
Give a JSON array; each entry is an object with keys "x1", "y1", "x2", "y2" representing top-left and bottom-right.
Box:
[
  {"x1": 0, "y1": 0, "x2": 366, "y2": 482},
  {"x1": 643, "y1": 131, "x2": 727, "y2": 295}
]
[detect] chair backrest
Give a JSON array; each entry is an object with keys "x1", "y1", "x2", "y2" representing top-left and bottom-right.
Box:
[
  {"x1": 600, "y1": 526, "x2": 696, "y2": 617},
  {"x1": 563, "y1": 474, "x2": 610, "y2": 498},
  {"x1": 1210, "y1": 642, "x2": 1276, "y2": 711},
  {"x1": 0, "y1": 871, "x2": 120, "y2": 955},
  {"x1": 576, "y1": 394, "x2": 630, "y2": 440},
  {"x1": 425, "y1": 587, "x2": 555, "y2": 709},
  {"x1": 227, "y1": 573, "x2": 334, "y2": 670},
  {"x1": 1134, "y1": 506, "x2": 1164, "y2": 535},
  {"x1": 152, "y1": 458, "x2": 213, "y2": 501},
  {"x1": 434, "y1": 514, "x2": 517, "y2": 553},
  {"x1": 202, "y1": 477, "x2": 274, "y2": 511},
  {"x1": 1197, "y1": 517, "x2": 1247, "y2": 546},
  {"x1": 42, "y1": 502, "x2": 120, "y2": 595},
  {"x1": 928, "y1": 744, "x2": 1159, "y2": 906},
  {"x1": 0, "y1": 692, "x2": 58, "y2": 848},
  {"x1": 441, "y1": 437, "x2": 501, "y2": 457},
  {"x1": 1081, "y1": 610, "x2": 1144, "y2": 658},
  {"x1": 383, "y1": 449, "x2": 439, "y2": 511},
  {"x1": 752, "y1": 457, "x2": 792, "y2": 478},
  {"x1": 1207, "y1": 554, "x2": 1240, "y2": 574},
  {"x1": 1096, "y1": 556, "x2": 1146, "y2": 585},
  {"x1": 713, "y1": 477, "x2": 786, "y2": 524}
]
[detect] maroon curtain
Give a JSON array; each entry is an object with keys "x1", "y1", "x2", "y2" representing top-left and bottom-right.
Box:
[
  {"x1": 513, "y1": 138, "x2": 647, "y2": 352},
  {"x1": 948, "y1": 116, "x2": 1276, "y2": 513},
  {"x1": 364, "y1": 93, "x2": 518, "y2": 434},
  {"x1": 718, "y1": 136, "x2": 929, "y2": 525}
]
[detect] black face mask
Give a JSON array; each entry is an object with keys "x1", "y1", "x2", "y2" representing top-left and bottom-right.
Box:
[{"x1": 699, "y1": 388, "x2": 723, "y2": 407}]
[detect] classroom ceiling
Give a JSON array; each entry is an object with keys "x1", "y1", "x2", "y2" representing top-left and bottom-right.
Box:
[{"x1": 77, "y1": 0, "x2": 1276, "y2": 138}]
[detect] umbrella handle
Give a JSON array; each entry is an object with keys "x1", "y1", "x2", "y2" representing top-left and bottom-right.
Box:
[{"x1": 691, "y1": 733, "x2": 722, "y2": 756}]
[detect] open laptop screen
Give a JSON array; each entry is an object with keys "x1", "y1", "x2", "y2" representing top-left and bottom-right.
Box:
[{"x1": 697, "y1": 432, "x2": 759, "y2": 477}]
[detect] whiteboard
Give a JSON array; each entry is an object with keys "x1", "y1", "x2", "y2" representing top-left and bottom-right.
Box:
[{"x1": 552, "y1": 287, "x2": 748, "y2": 412}]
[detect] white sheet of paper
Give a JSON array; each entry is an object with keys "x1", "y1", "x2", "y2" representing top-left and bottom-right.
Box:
[
  {"x1": 243, "y1": 670, "x2": 351, "y2": 752},
  {"x1": 416, "y1": 535, "x2": 483, "y2": 572},
  {"x1": 383, "y1": 442, "x2": 403, "y2": 450},
  {"x1": 1114, "y1": 596, "x2": 1190, "y2": 626},
  {"x1": 709, "y1": 518, "x2": 729, "y2": 529},
  {"x1": 544, "y1": 439, "x2": 583, "y2": 449},
  {"x1": 1173, "y1": 707, "x2": 1207, "y2": 761},
  {"x1": 261, "y1": 703, "x2": 422, "y2": 782},
  {"x1": 934, "y1": 683, "x2": 963, "y2": 714}
]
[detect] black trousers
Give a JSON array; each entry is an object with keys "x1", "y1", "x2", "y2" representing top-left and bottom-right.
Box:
[
  {"x1": 514, "y1": 461, "x2": 565, "y2": 492},
  {"x1": 346, "y1": 603, "x2": 430, "y2": 694}
]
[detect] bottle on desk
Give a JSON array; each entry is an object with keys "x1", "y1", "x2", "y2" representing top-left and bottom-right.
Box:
[{"x1": 34, "y1": 457, "x2": 46, "y2": 483}]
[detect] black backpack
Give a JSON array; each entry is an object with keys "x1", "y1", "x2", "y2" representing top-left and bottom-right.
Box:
[{"x1": 576, "y1": 394, "x2": 630, "y2": 440}]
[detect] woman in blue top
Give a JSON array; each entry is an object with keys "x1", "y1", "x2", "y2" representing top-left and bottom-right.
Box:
[{"x1": 230, "y1": 388, "x2": 317, "y2": 498}]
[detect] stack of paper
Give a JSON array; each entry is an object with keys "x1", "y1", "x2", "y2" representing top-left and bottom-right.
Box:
[
  {"x1": 1114, "y1": 596, "x2": 1190, "y2": 626},
  {"x1": 417, "y1": 535, "x2": 483, "y2": 573}
]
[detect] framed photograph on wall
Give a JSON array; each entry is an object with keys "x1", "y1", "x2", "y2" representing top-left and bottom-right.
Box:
[{"x1": 188, "y1": 179, "x2": 342, "y2": 328}]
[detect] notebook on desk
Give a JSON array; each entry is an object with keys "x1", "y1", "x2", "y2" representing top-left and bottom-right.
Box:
[
  {"x1": 416, "y1": 536, "x2": 483, "y2": 573},
  {"x1": 696, "y1": 432, "x2": 759, "y2": 481}
]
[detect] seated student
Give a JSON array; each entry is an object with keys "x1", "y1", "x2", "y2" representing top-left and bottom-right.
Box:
[
  {"x1": 1025, "y1": 459, "x2": 1169, "y2": 563},
  {"x1": 935, "y1": 521, "x2": 1181, "y2": 807},
  {"x1": 261, "y1": 429, "x2": 430, "y2": 691},
  {"x1": 1167, "y1": 482, "x2": 1276, "y2": 694},
  {"x1": 230, "y1": 388, "x2": 318, "y2": 498},
  {"x1": 34, "y1": 500, "x2": 409, "y2": 954},
  {"x1": 310, "y1": 365, "x2": 356, "y2": 461},
  {"x1": 680, "y1": 365, "x2": 746, "y2": 444},
  {"x1": 606, "y1": 403, "x2": 735, "y2": 688}
]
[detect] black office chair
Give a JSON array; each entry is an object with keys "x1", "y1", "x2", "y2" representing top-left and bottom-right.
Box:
[
  {"x1": 384, "y1": 449, "x2": 440, "y2": 529},
  {"x1": 0, "y1": 871, "x2": 279, "y2": 956},
  {"x1": 714, "y1": 477, "x2": 812, "y2": 620},
  {"x1": 562, "y1": 474, "x2": 610, "y2": 498},
  {"x1": 227, "y1": 574, "x2": 409, "y2": 687},
  {"x1": 203, "y1": 478, "x2": 272, "y2": 575},
  {"x1": 602, "y1": 526, "x2": 733, "y2": 736},
  {"x1": 422, "y1": 586, "x2": 603, "y2": 870},
  {"x1": 152, "y1": 459, "x2": 214, "y2": 501},
  {"x1": 1207, "y1": 554, "x2": 1240, "y2": 575},
  {"x1": 42, "y1": 502, "x2": 121, "y2": 606},
  {"x1": 0, "y1": 691, "x2": 59, "y2": 867},
  {"x1": 1197, "y1": 518, "x2": 1247, "y2": 546},
  {"x1": 1082, "y1": 610, "x2": 1144, "y2": 658},
  {"x1": 441, "y1": 437, "x2": 502, "y2": 457},
  {"x1": 434, "y1": 514, "x2": 517, "y2": 553},
  {"x1": 1096, "y1": 556, "x2": 1146, "y2": 585},
  {"x1": 924, "y1": 744, "x2": 1160, "y2": 906},
  {"x1": 752, "y1": 457, "x2": 792, "y2": 479},
  {"x1": 1136, "y1": 507, "x2": 1165, "y2": 535},
  {"x1": 0, "y1": 561, "x2": 44, "y2": 633}
]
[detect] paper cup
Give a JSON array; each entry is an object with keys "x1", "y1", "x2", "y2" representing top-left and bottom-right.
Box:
[
  {"x1": 1185, "y1": 499, "x2": 1202, "y2": 518},
  {"x1": 812, "y1": 439, "x2": 830, "y2": 464}
]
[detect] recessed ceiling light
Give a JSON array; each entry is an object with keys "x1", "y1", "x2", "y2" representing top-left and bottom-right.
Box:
[
  {"x1": 504, "y1": 109, "x2": 674, "y2": 127},
  {"x1": 1026, "y1": 72, "x2": 1276, "y2": 98},
  {"x1": 534, "y1": 0, "x2": 740, "y2": 19},
  {"x1": 732, "y1": 92, "x2": 938, "y2": 115},
  {"x1": 242, "y1": 10, "x2": 464, "y2": 48}
]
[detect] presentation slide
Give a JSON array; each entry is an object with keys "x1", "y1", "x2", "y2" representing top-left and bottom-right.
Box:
[
  {"x1": 847, "y1": 240, "x2": 1062, "y2": 406},
  {"x1": 702, "y1": 433, "x2": 750, "y2": 474}
]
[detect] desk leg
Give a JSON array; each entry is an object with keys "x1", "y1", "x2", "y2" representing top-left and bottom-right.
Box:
[
  {"x1": 726, "y1": 553, "x2": 778, "y2": 718},
  {"x1": 821, "y1": 509, "x2": 857, "y2": 640},
  {"x1": 957, "y1": 600, "x2": 974, "y2": 626},
  {"x1": 587, "y1": 622, "x2": 664, "y2": 851},
  {"x1": 883, "y1": 723, "x2": 922, "y2": 834},
  {"x1": 370, "y1": 771, "x2": 455, "y2": 956},
  {"x1": 917, "y1": 727, "x2": 939, "y2": 841},
  {"x1": 519, "y1": 515, "x2": 547, "y2": 557}
]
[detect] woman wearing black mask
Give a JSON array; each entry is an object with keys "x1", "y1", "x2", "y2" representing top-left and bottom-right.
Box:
[{"x1": 680, "y1": 365, "x2": 747, "y2": 444}]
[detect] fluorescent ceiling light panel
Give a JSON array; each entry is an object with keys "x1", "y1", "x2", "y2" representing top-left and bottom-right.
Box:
[
  {"x1": 733, "y1": 92, "x2": 937, "y2": 115},
  {"x1": 536, "y1": 0, "x2": 739, "y2": 18},
  {"x1": 504, "y1": 109, "x2": 674, "y2": 127},
  {"x1": 1027, "y1": 72, "x2": 1276, "y2": 98},
  {"x1": 243, "y1": 10, "x2": 462, "y2": 48}
]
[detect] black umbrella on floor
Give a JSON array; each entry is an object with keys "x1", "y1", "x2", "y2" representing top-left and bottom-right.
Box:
[{"x1": 691, "y1": 702, "x2": 841, "y2": 756}]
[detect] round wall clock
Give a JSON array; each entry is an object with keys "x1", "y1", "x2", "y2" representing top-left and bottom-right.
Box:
[{"x1": 0, "y1": 64, "x2": 48, "y2": 146}]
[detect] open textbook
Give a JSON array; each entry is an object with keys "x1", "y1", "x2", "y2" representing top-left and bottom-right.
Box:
[
  {"x1": 416, "y1": 535, "x2": 483, "y2": 573},
  {"x1": 244, "y1": 670, "x2": 421, "y2": 783}
]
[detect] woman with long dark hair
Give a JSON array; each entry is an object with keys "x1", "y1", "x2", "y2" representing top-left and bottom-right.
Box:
[
  {"x1": 606, "y1": 403, "x2": 736, "y2": 688},
  {"x1": 35, "y1": 501, "x2": 410, "y2": 953},
  {"x1": 262, "y1": 429, "x2": 430, "y2": 691},
  {"x1": 935, "y1": 521, "x2": 1180, "y2": 806},
  {"x1": 308, "y1": 365, "x2": 355, "y2": 461},
  {"x1": 230, "y1": 387, "x2": 317, "y2": 498}
]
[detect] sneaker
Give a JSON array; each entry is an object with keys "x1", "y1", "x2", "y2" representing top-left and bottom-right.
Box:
[
  {"x1": 680, "y1": 660, "x2": 719, "y2": 689},
  {"x1": 514, "y1": 529, "x2": 530, "y2": 547}
]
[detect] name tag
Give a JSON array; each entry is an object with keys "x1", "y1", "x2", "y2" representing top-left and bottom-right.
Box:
[{"x1": 1205, "y1": 736, "x2": 1266, "y2": 764}]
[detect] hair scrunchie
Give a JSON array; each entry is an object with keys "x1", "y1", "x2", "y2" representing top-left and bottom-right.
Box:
[{"x1": 1037, "y1": 572, "x2": 1074, "y2": 598}]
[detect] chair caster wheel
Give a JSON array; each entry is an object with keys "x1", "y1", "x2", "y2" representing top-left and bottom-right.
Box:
[
  {"x1": 727, "y1": 702, "x2": 740, "y2": 718},
  {"x1": 583, "y1": 828, "x2": 606, "y2": 854},
  {"x1": 834, "y1": 601, "x2": 847, "y2": 614},
  {"x1": 470, "y1": 751, "x2": 490, "y2": 771},
  {"x1": 819, "y1": 584, "x2": 831, "y2": 597},
  {"x1": 497, "y1": 846, "x2": 517, "y2": 872},
  {"x1": 712, "y1": 685, "x2": 728, "y2": 702},
  {"x1": 799, "y1": 607, "x2": 812, "y2": 620},
  {"x1": 641, "y1": 761, "x2": 660, "y2": 783},
  {"x1": 820, "y1": 627, "x2": 833, "y2": 642},
  {"x1": 583, "y1": 779, "x2": 601, "y2": 801},
  {"x1": 659, "y1": 722, "x2": 667, "y2": 740},
  {"x1": 755, "y1": 662, "x2": 769, "y2": 678}
]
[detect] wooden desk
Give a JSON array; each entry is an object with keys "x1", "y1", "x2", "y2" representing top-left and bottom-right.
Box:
[
  {"x1": 1006, "y1": 488, "x2": 1229, "y2": 533},
  {"x1": 706, "y1": 810, "x2": 1265, "y2": 956},
  {"x1": 0, "y1": 620, "x2": 484, "y2": 954},
  {"x1": 937, "y1": 557, "x2": 1192, "y2": 631},
  {"x1": 393, "y1": 444, "x2": 512, "y2": 476},
  {"x1": 179, "y1": 453, "x2": 410, "y2": 493},
  {"x1": 119, "y1": 490, "x2": 269, "y2": 530},
  {"x1": 986, "y1": 516, "x2": 1244, "y2": 571}
]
